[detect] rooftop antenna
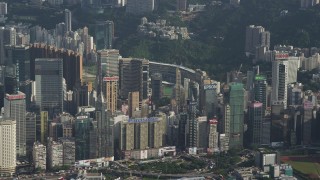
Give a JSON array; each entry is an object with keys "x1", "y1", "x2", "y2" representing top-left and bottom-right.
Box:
[{"x1": 15, "y1": 61, "x2": 19, "y2": 94}]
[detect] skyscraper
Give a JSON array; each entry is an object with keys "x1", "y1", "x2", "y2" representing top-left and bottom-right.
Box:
[
  {"x1": 4, "y1": 92, "x2": 26, "y2": 157},
  {"x1": 95, "y1": 54, "x2": 114, "y2": 158},
  {"x1": 98, "y1": 49, "x2": 120, "y2": 77},
  {"x1": 34, "y1": 58, "x2": 64, "y2": 116},
  {"x1": 95, "y1": 21, "x2": 114, "y2": 50},
  {"x1": 0, "y1": 118, "x2": 16, "y2": 176},
  {"x1": 187, "y1": 100, "x2": 198, "y2": 148},
  {"x1": 65, "y1": 9, "x2": 72, "y2": 32},
  {"x1": 151, "y1": 73, "x2": 162, "y2": 105},
  {"x1": 248, "y1": 102, "x2": 263, "y2": 146},
  {"x1": 229, "y1": 83, "x2": 244, "y2": 149},
  {"x1": 271, "y1": 53, "x2": 289, "y2": 109},
  {"x1": 103, "y1": 76, "x2": 118, "y2": 114},
  {"x1": 119, "y1": 58, "x2": 149, "y2": 100},
  {"x1": 245, "y1": 25, "x2": 270, "y2": 55},
  {"x1": 254, "y1": 75, "x2": 267, "y2": 113},
  {"x1": 126, "y1": 0, "x2": 154, "y2": 15}
]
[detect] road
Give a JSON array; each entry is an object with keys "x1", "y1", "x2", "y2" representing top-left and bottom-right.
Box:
[{"x1": 108, "y1": 169, "x2": 218, "y2": 179}]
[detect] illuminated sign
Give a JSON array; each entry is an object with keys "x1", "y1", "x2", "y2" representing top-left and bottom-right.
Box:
[
  {"x1": 255, "y1": 75, "x2": 266, "y2": 81},
  {"x1": 275, "y1": 53, "x2": 289, "y2": 59},
  {"x1": 77, "y1": 115, "x2": 89, "y2": 119},
  {"x1": 128, "y1": 117, "x2": 159, "y2": 123},
  {"x1": 209, "y1": 119, "x2": 218, "y2": 124},
  {"x1": 204, "y1": 83, "x2": 217, "y2": 90},
  {"x1": 5, "y1": 94, "x2": 25, "y2": 100},
  {"x1": 103, "y1": 76, "x2": 119, "y2": 81}
]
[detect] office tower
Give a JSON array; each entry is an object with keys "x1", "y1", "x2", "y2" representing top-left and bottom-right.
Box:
[
  {"x1": 0, "y1": 2, "x2": 7, "y2": 15},
  {"x1": 34, "y1": 58, "x2": 63, "y2": 116},
  {"x1": 0, "y1": 118, "x2": 16, "y2": 176},
  {"x1": 26, "y1": 112, "x2": 37, "y2": 157},
  {"x1": 47, "y1": 138, "x2": 63, "y2": 168},
  {"x1": 303, "y1": 100, "x2": 313, "y2": 145},
  {"x1": 32, "y1": 142, "x2": 46, "y2": 171},
  {"x1": 203, "y1": 80, "x2": 218, "y2": 119},
  {"x1": 126, "y1": 0, "x2": 154, "y2": 14},
  {"x1": 95, "y1": 55, "x2": 114, "y2": 158},
  {"x1": 151, "y1": 73, "x2": 162, "y2": 105},
  {"x1": 49, "y1": 122, "x2": 63, "y2": 141},
  {"x1": 197, "y1": 116, "x2": 208, "y2": 149},
  {"x1": 65, "y1": 9, "x2": 72, "y2": 32},
  {"x1": 4, "y1": 45, "x2": 31, "y2": 81},
  {"x1": 128, "y1": 91, "x2": 139, "y2": 117},
  {"x1": 187, "y1": 101, "x2": 198, "y2": 148},
  {"x1": 208, "y1": 119, "x2": 219, "y2": 152},
  {"x1": 287, "y1": 83, "x2": 303, "y2": 106},
  {"x1": 62, "y1": 123, "x2": 73, "y2": 137},
  {"x1": 103, "y1": 76, "x2": 118, "y2": 114},
  {"x1": 178, "y1": 113, "x2": 187, "y2": 150},
  {"x1": 248, "y1": 102, "x2": 263, "y2": 146},
  {"x1": 75, "y1": 112, "x2": 92, "y2": 160},
  {"x1": 95, "y1": 21, "x2": 114, "y2": 50},
  {"x1": 98, "y1": 49, "x2": 120, "y2": 77},
  {"x1": 229, "y1": 83, "x2": 244, "y2": 149},
  {"x1": 245, "y1": 25, "x2": 270, "y2": 54},
  {"x1": 119, "y1": 58, "x2": 149, "y2": 100},
  {"x1": 4, "y1": 92, "x2": 26, "y2": 157},
  {"x1": 40, "y1": 111, "x2": 48, "y2": 144},
  {"x1": 72, "y1": 82, "x2": 89, "y2": 110},
  {"x1": 254, "y1": 75, "x2": 267, "y2": 113},
  {"x1": 176, "y1": 0, "x2": 187, "y2": 11},
  {"x1": 271, "y1": 54, "x2": 289, "y2": 109},
  {"x1": 261, "y1": 118, "x2": 271, "y2": 145},
  {"x1": 30, "y1": 44, "x2": 83, "y2": 91},
  {"x1": 175, "y1": 68, "x2": 182, "y2": 113}
]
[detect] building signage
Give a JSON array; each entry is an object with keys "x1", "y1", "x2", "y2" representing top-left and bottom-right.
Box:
[
  {"x1": 209, "y1": 119, "x2": 218, "y2": 124},
  {"x1": 275, "y1": 53, "x2": 289, "y2": 59},
  {"x1": 6, "y1": 94, "x2": 25, "y2": 100},
  {"x1": 128, "y1": 117, "x2": 159, "y2": 123},
  {"x1": 77, "y1": 115, "x2": 89, "y2": 119},
  {"x1": 103, "y1": 76, "x2": 119, "y2": 81},
  {"x1": 204, "y1": 83, "x2": 217, "y2": 90},
  {"x1": 255, "y1": 75, "x2": 266, "y2": 81}
]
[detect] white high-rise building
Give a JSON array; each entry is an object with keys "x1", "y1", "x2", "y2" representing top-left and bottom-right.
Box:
[
  {"x1": 65, "y1": 9, "x2": 72, "y2": 32},
  {"x1": 0, "y1": 118, "x2": 16, "y2": 176},
  {"x1": 33, "y1": 142, "x2": 46, "y2": 170},
  {"x1": 287, "y1": 56, "x2": 301, "y2": 84},
  {"x1": 271, "y1": 53, "x2": 289, "y2": 109},
  {"x1": 4, "y1": 92, "x2": 26, "y2": 157}
]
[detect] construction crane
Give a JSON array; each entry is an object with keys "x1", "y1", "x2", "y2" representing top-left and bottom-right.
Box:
[{"x1": 236, "y1": 63, "x2": 242, "y2": 80}]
